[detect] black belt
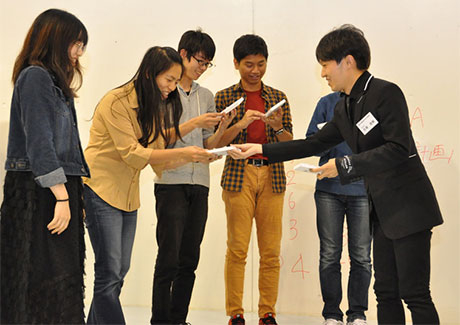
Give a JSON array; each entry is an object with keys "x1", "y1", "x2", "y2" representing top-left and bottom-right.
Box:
[{"x1": 247, "y1": 158, "x2": 269, "y2": 167}]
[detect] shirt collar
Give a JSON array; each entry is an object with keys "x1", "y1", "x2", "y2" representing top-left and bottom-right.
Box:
[
  {"x1": 233, "y1": 81, "x2": 269, "y2": 95},
  {"x1": 123, "y1": 81, "x2": 139, "y2": 109},
  {"x1": 178, "y1": 81, "x2": 199, "y2": 95},
  {"x1": 348, "y1": 70, "x2": 372, "y2": 100}
]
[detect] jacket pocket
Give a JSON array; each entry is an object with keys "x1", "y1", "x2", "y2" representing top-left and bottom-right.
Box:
[
  {"x1": 52, "y1": 85, "x2": 71, "y2": 117},
  {"x1": 53, "y1": 97, "x2": 73, "y2": 161},
  {"x1": 386, "y1": 159, "x2": 427, "y2": 190}
]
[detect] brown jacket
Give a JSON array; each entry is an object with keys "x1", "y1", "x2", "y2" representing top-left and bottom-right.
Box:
[{"x1": 84, "y1": 82, "x2": 164, "y2": 211}]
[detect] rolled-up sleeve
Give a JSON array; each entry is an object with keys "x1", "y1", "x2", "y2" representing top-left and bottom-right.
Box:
[
  {"x1": 280, "y1": 94, "x2": 293, "y2": 135},
  {"x1": 19, "y1": 67, "x2": 67, "y2": 187},
  {"x1": 35, "y1": 167, "x2": 67, "y2": 188}
]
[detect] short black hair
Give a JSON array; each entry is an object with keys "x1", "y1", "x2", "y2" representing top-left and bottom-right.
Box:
[
  {"x1": 316, "y1": 24, "x2": 371, "y2": 70},
  {"x1": 233, "y1": 34, "x2": 268, "y2": 63},
  {"x1": 178, "y1": 29, "x2": 216, "y2": 61}
]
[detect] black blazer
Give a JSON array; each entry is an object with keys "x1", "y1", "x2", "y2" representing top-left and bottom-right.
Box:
[{"x1": 263, "y1": 71, "x2": 443, "y2": 239}]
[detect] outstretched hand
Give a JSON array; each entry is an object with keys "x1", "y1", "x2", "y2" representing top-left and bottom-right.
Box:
[
  {"x1": 183, "y1": 146, "x2": 218, "y2": 163},
  {"x1": 311, "y1": 159, "x2": 338, "y2": 179},
  {"x1": 228, "y1": 143, "x2": 263, "y2": 159}
]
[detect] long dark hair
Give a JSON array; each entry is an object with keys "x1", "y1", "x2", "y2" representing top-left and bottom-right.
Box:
[
  {"x1": 12, "y1": 8, "x2": 88, "y2": 98},
  {"x1": 121, "y1": 46, "x2": 183, "y2": 147}
]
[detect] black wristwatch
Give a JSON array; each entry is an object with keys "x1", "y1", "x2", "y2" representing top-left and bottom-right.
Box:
[{"x1": 275, "y1": 127, "x2": 285, "y2": 135}]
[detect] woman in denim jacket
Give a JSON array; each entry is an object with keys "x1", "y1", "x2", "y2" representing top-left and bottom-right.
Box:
[{"x1": 1, "y1": 9, "x2": 89, "y2": 324}]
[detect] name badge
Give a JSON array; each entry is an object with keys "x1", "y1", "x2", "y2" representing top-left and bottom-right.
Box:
[{"x1": 356, "y1": 112, "x2": 378, "y2": 135}]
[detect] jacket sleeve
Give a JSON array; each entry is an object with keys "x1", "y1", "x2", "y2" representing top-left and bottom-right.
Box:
[
  {"x1": 279, "y1": 93, "x2": 293, "y2": 135},
  {"x1": 19, "y1": 67, "x2": 67, "y2": 188},
  {"x1": 263, "y1": 118, "x2": 344, "y2": 163},
  {"x1": 97, "y1": 94, "x2": 153, "y2": 170}
]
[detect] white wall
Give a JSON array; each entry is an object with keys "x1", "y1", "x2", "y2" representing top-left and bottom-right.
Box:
[{"x1": 1, "y1": 0, "x2": 459, "y2": 323}]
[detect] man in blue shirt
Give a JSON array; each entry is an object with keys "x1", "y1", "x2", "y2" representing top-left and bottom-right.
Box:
[{"x1": 306, "y1": 92, "x2": 371, "y2": 325}]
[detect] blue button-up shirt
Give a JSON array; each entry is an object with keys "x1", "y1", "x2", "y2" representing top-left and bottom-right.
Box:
[{"x1": 306, "y1": 92, "x2": 366, "y2": 196}]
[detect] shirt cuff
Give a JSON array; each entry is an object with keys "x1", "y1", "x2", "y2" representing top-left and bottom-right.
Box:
[
  {"x1": 335, "y1": 155, "x2": 360, "y2": 185},
  {"x1": 34, "y1": 167, "x2": 67, "y2": 188}
]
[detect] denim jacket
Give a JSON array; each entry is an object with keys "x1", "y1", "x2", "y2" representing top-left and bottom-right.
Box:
[{"x1": 5, "y1": 65, "x2": 89, "y2": 188}]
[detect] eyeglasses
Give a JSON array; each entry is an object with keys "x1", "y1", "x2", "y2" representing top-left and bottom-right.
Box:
[
  {"x1": 192, "y1": 55, "x2": 214, "y2": 68},
  {"x1": 74, "y1": 41, "x2": 86, "y2": 52}
]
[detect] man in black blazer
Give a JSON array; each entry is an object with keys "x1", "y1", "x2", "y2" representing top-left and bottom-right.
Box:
[{"x1": 230, "y1": 25, "x2": 443, "y2": 325}]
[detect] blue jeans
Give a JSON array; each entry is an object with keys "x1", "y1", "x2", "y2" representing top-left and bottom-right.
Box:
[
  {"x1": 314, "y1": 190, "x2": 372, "y2": 322},
  {"x1": 84, "y1": 185, "x2": 137, "y2": 324}
]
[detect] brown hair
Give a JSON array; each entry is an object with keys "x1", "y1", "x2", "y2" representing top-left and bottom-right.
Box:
[{"x1": 12, "y1": 8, "x2": 88, "y2": 98}]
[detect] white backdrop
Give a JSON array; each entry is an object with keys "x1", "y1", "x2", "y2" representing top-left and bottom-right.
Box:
[{"x1": 1, "y1": 0, "x2": 459, "y2": 323}]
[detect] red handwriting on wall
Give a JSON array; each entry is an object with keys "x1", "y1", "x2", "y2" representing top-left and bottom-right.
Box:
[
  {"x1": 283, "y1": 169, "x2": 311, "y2": 279},
  {"x1": 291, "y1": 253, "x2": 310, "y2": 279},
  {"x1": 417, "y1": 142, "x2": 454, "y2": 164},
  {"x1": 284, "y1": 167, "x2": 353, "y2": 276},
  {"x1": 286, "y1": 170, "x2": 298, "y2": 241},
  {"x1": 411, "y1": 107, "x2": 454, "y2": 164},
  {"x1": 410, "y1": 106, "x2": 424, "y2": 128}
]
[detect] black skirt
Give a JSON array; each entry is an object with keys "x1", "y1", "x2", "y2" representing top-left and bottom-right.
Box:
[{"x1": 1, "y1": 171, "x2": 85, "y2": 324}]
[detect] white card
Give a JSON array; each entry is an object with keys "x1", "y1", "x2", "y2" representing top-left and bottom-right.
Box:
[
  {"x1": 356, "y1": 112, "x2": 378, "y2": 135},
  {"x1": 293, "y1": 163, "x2": 320, "y2": 174},
  {"x1": 207, "y1": 146, "x2": 239, "y2": 156},
  {"x1": 265, "y1": 99, "x2": 286, "y2": 117},
  {"x1": 222, "y1": 97, "x2": 244, "y2": 114}
]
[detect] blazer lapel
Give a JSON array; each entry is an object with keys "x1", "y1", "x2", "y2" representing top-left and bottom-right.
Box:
[
  {"x1": 351, "y1": 94, "x2": 366, "y2": 153},
  {"x1": 336, "y1": 100, "x2": 357, "y2": 153}
]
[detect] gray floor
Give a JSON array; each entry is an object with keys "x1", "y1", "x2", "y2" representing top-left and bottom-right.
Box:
[{"x1": 121, "y1": 306, "x2": 380, "y2": 324}]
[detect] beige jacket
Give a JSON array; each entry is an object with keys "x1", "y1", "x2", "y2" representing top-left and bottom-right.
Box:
[{"x1": 84, "y1": 82, "x2": 164, "y2": 211}]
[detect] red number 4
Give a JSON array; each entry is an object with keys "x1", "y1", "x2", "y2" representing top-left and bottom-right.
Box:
[{"x1": 291, "y1": 253, "x2": 310, "y2": 279}]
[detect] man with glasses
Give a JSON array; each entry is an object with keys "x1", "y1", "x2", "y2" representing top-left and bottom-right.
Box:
[
  {"x1": 150, "y1": 29, "x2": 233, "y2": 325},
  {"x1": 191, "y1": 54, "x2": 213, "y2": 69},
  {"x1": 214, "y1": 34, "x2": 293, "y2": 325}
]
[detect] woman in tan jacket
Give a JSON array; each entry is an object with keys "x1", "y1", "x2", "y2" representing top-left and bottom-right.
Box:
[{"x1": 83, "y1": 46, "x2": 214, "y2": 325}]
